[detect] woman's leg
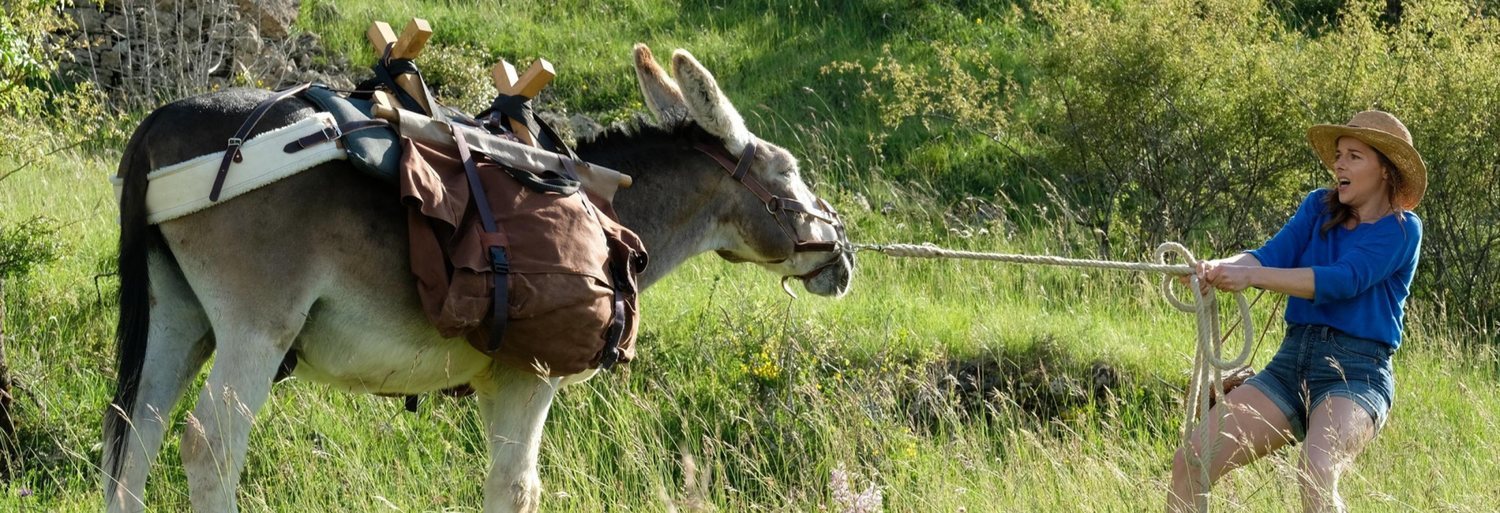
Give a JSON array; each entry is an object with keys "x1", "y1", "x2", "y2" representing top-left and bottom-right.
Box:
[
  {"x1": 1168, "y1": 384, "x2": 1297, "y2": 513},
  {"x1": 1299, "y1": 396, "x2": 1376, "y2": 513}
]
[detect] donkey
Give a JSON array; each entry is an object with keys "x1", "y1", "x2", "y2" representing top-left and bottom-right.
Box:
[{"x1": 103, "y1": 44, "x2": 854, "y2": 513}]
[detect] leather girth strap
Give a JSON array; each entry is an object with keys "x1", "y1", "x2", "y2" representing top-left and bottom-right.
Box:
[
  {"x1": 281, "y1": 119, "x2": 391, "y2": 154},
  {"x1": 212, "y1": 83, "x2": 314, "y2": 201}
]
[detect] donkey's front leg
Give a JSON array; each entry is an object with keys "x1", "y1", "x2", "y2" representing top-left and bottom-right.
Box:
[
  {"x1": 180, "y1": 326, "x2": 297, "y2": 513},
  {"x1": 474, "y1": 363, "x2": 562, "y2": 513}
]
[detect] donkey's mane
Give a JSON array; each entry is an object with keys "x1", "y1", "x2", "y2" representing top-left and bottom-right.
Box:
[{"x1": 576, "y1": 115, "x2": 725, "y2": 167}]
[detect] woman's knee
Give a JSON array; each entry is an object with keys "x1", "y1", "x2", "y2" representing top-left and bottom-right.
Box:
[
  {"x1": 1171, "y1": 446, "x2": 1193, "y2": 474},
  {"x1": 1172, "y1": 439, "x2": 1214, "y2": 479}
]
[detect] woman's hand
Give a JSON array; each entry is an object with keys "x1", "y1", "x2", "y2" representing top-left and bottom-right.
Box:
[
  {"x1": 1178, "y1": 259, "x2": 1256, "y2": 296},
  {"x1": 1203, "y1": 263, "x2": 1256, "y2": 292},
  {"x1": 1180, "y1": 259, "x2": 1222, "y2": 297}
]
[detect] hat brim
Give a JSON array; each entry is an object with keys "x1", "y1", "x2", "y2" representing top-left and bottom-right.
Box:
[{"x1": 1307, "y1": 125, "x2": 1428, "y2": 210}]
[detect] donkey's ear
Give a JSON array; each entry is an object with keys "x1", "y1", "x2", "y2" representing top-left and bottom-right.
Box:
[
  {"x1": 633, "y1": 44, "x2": 688, "y2": 126},
  {"x1": 671, "y1": 49, "x2": 753, "y2": 154}
]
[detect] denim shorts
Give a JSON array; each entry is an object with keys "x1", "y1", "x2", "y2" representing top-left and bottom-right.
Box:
[{"x1": 1243, "y1": 323, "x2": 1397, "y2": 441}]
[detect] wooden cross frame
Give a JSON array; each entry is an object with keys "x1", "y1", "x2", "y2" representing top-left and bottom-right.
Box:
[
  {"x1": 490, "y1": 59, "x2": 555, "y2": 147},
  {"x1": 367, "y1": 18, "x2": 434, "y2": 115}
]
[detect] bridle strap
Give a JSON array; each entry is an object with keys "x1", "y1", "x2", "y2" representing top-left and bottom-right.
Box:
[
  {"x1": 694, "y1": 142, "x2": 846, "y2": 253},
  {"x1": 731, "y1": 141, "x2": 756, "y2": 180}
]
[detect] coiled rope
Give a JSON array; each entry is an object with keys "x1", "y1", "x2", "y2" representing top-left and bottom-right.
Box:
[{"x1": 852, "y1": 241, "x2": 1253, "y2": 510}]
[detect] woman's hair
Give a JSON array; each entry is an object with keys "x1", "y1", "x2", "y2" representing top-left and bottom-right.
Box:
[{"x1": 1321, "y1": 145, "x2": 1405, "y2": 235}]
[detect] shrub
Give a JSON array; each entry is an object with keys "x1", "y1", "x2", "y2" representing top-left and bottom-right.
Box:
[
  {"x1": 0, "y1": 0, "x2": 116, "y2": 156},
  {"x1": 0, "y1": 217, "x2": 61, "y2": 280},
  {"x1": 827, "y1": 0, "x2": 1500, "y2": 341}
]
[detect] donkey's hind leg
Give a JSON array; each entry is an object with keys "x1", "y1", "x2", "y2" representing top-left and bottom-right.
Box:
[
  {"x1": 104, "y1": 250, "x2": 213, "y2": 513},
  {"x1": 475, "y1": 364, "x2": 562, "y2": 513},
  {"x1": 179, "y1": 306, "x2": 307, "y2": 513}
]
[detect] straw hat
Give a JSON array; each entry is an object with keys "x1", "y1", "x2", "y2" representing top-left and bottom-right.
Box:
[{"x1": 1306, "y1": 110, "x2": 1428, "y2": 210}]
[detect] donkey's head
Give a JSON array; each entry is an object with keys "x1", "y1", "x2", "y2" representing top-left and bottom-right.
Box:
[{"x1": 633, "y1": 44, "x2": 854, "y2": 297}]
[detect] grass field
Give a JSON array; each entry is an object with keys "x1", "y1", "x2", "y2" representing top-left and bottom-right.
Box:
[{"x1": 3, "y1": 0, "x2": 1499, "y2": 511}]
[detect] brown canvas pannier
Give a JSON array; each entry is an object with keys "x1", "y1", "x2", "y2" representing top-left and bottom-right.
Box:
[{"x1": 398, "y1": 134, "x2": 647, "y2": 376}]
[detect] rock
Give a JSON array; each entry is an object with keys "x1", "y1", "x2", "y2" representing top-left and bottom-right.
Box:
[
  {"x1": 232, "y1": 24, "x2": 261, "y2": 54},
  {"x1": 569, "y1": 113, "x2": 605, "y2": 140},
  {"x1": 98, "y1": 47, "x2": 123, "y2": 71},
  {"x1": 104, "y1": 13, "x2": 131, "y2": 35},
  {"x1": 64, "y1": 7, "x2": 107, "y2": 33},
  {"x1": 233, "y1": 0, "x2": 297, "y2": 39},
  {"x1": 53, "y1": 0, "x2": 343, "y2": 107}
]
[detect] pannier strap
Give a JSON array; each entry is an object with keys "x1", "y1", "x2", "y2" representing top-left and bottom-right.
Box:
[
  {"x1": 453, "y1": 127, "x2": 510, "y2": 353},
  {"x1": 598, "y1": 248, "x2": 633, "y2": 369},
  {"x1": 212, "y1": 83, "x2": 314, "y2": 201}
]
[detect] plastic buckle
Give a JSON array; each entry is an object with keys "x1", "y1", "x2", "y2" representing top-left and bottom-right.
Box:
[
  {"x1": 227, "y1": 137, "x2": 244, "y2": 147},
  {"x1": 489, "y1": 247, "x2": 511, "y2": 274}
]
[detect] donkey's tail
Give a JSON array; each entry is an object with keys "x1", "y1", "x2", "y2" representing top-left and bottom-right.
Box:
[{"x1": 104, "y1": 107, "x2": 163, "y2": 487}]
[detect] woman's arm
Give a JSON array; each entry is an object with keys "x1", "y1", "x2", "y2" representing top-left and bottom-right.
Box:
[
  {"x1": 1196, "y1": 254, "x2": 1315, "y2": 299},
  {"x1": 1228, "y1": 266, "x2": 1315, "y2": 299}
]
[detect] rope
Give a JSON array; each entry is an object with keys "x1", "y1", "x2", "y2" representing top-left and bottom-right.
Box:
[{"x1": 852, "y1": 241, "x2": 1253, "y2": 511}]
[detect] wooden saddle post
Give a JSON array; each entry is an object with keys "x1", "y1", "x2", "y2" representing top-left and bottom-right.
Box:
[
  {"x1": 490, "y1": 59, "x2": 556, "y2": 147},
  {"x1": 367, "y1": 18, "x2": 435, "y2": 116}
]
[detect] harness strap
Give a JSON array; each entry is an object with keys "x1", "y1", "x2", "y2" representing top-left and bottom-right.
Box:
[
  {"x1": 480, "y1": 94, "x2": 587, "y2": 185},
  {"x1": 534, "y1": 117, "x2": 577, "y2": 166},
  {"x1": 370, "y1": 43, "x2": 444, "y2": 123},
  {"x1": 281, "y1": 119, "x2": 392, "y2": 153},
  {"x1": 795, "y1": 241, "x2": 840, "y2": 252},
  {"x1": 454, "y1": 127, "x2": 511, "y2": 354},
  {"x1": 480, "y1": 94, "x2": 547, "y2": 148},
  {"x1": 212, "y1": 83, "x2": 313, "y2": 201}
]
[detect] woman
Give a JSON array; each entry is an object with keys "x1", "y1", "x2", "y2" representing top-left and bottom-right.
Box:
[{"x1": 1167, "y1": 110, "x2": 1425, "y2": 513}]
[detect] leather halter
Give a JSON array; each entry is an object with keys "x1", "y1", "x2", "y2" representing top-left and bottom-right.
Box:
[{"x1": 694, "y1": 141, "x2": 848, "y2": 257}]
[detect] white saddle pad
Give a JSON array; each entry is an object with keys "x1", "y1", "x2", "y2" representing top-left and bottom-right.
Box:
[{"x1": 110, "y1": 113, "x2": 346, "y2": 224}]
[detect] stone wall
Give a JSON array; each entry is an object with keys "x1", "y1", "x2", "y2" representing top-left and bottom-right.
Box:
[{"x1": 56, "y1": 0, "x2": 351, "y2": 107}]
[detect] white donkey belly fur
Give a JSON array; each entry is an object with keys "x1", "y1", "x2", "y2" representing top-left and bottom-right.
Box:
[
  {"x1": 286, "y1": 293, "x2": 599, "y2": 392},
  {"x1": 286, "y1": 290, "x2": 489, "y2": 394}
]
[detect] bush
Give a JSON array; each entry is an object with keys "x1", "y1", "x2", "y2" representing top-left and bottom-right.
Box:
[
  {"x1": 0, "y1": 1, "x2": 118, "y2": 157},
  {"x1": 0, "y1": 217, "x2": 62, "y2": 280},
  {"x1": 826, "y1": 0, "x2": 1500, "y2": 341}
]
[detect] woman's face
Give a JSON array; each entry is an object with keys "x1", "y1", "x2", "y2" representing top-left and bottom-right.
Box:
[{"x1": 1333, "y1": 136, "x2": 1391, "y2": 210}]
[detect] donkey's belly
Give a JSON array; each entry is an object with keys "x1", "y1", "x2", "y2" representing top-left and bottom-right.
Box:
[{"x1": 290, "y1": 303, "x2": 490, "y2": 395}]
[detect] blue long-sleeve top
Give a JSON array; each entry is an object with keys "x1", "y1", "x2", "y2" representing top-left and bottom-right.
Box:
[{"x1": 1245, "y1": 189, "x2": 1421, "y2": 348}]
